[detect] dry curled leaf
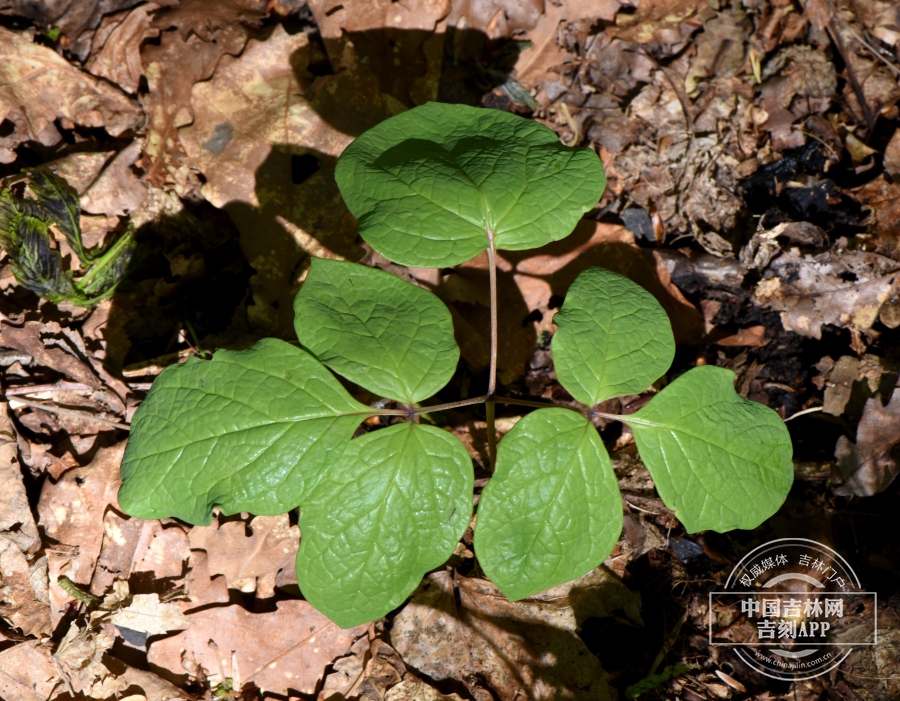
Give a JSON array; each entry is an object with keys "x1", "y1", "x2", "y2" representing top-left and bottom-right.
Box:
[{"x1": 0, "y1": 27, "x2": 142, "y2": 145}]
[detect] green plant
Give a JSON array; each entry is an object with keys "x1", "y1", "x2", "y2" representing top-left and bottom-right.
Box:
[
  {"x1": 118, "y1": 103, "x2": 793, "y2": 628},
  {"x1": 0, "y1": 170, "x2": 135, "y2": 306}
]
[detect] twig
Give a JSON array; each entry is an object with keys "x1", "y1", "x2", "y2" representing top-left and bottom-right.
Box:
[
  {"x1": 3, "y1": 382, "x2": 95, "y2": 396},
  {"x1": 6, "y1": 397, "x2": 130, "y2": 431},
  {"x1": 828, "y1": 21, "x2": 876, "y2": 132},
  {"x1": 785, "y1": 406, "x2": 824, "y2": 422}
]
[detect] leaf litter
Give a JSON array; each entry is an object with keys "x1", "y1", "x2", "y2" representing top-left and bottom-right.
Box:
[{"x1": 1, "y1": 0, "x2": 900, "y2": 698}]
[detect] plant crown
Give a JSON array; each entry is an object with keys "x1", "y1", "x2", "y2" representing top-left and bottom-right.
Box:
[{"x1": 118, "y1": 103, "x2": 794, "y2": 628}]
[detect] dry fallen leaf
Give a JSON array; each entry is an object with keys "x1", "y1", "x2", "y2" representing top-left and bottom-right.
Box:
[
  {"x1": 833, "y1": 389, "x2": 900, "y2": 497},
  {"x1": 148, "y1": 600, "x2": 367, "y2": 695},
  {"x1": 37, "y1": 442, "x2": 125, "y2": 627},
  {"x1": 178, "y1": 24, "x2": 361, "y2": 335},
  {"x1": 0, "y1": 27, "x2": 143, "y2": 146},
  {"x1": 391, "y1": 570, "x2": 625, "y2": 701},
  {"x1": 0, "y1": 402, "x2": 51, "y2": 638},
  {"x1": 0, "y1": 641, "x2": 62, "y2": 701},
  {"x1": 110, "y1": 592, "x2": 191, "y2": 636},
  {"x1": 753, "y1": 248, "x2": 900, "y2": 348},
  {"x1": 87, "y1": 4, "x2": 161, "y2": 94},
  {"x1": 190, "y1": 514, "x2": 299, "y2": 586}
]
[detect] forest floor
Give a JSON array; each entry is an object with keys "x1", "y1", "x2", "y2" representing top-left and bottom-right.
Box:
[{"x1": 1, "y1": 0, "x2": 899, "y2": 699}]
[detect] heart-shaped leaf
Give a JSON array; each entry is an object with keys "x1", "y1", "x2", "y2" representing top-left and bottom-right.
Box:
[
  {"x1": 294, "y1": 258, "x2": 459, "y2": 403},
  {"x1": 552, "y1": 267, "x2": 675, "y2": 406},
  {"x1": 118, "y1": 339, "x2": 371, "y2": 525},
  {"x1": 626, "y1": 366, "x2": 793, "y2": 533},
  {"x1": 296, "y1": 422, "x2": 473, "y2": 627},
  {"x1": 335, "y1": 102, "x2": 606, "y2": 267},
  {"x1": 474, "y1": 408, "x2": 622, "y2": 601}
]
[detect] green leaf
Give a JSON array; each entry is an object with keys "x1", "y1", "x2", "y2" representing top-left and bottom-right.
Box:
[
  {"x1": 296, "y1": 422, "x2": 473, "y2": 628},
  {"x1": 294, "y1": 258, "x2": 459, "y2": 403},
  {"x1": 552, "y1": 267, "x2": 675, "y2": 406},
  {"x1": 627, "y1": 366, "x2": 793, "y2": 533},
  {"x1": 335, "y1": 102, "x2": 605, "y2": 268},
  {"x1": 118, "y1": 339, "x2": 371, "y2": 525},
  {"x1": 474, "y1": 408, "x2": 622, "y2": 601}
]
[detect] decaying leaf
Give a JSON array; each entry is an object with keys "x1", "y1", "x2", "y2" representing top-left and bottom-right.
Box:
[
  {"x1": 87, "y1": 4, "x2": 161, "y2": 94},
  {"x1": 0, "y1": 27, "x2": 142, "y2": 145},
  {"x1": 391, "y1": 570, "x2": 629, "y2": 701},
  {"x1": 833, "y1": 389, "x2": 900, "y2": 497},
  {"x1": 0, "y1": 402, "x2": 51, "y2": 637},
  {"x1": 753, "y1": 247, "x2": 900, "y2": 349},
  {"x1": 189, "y1": 514, "x2": 299, "y2": 587},
  {"x1": 178, "y1": 24, "x2": 361, "y2": 334},
  {"x1": 148, "y1": 600, "x2": 367, "y2": 695},
  {"x1": 109, "y1": 592, "x2": 191, "y2": 636},
  {"x1": 37, "y1": 442, "x2": 125, "y2": 627}
]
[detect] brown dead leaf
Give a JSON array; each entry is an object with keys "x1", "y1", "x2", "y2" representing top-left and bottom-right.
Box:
[
  {"x1": 758, "y1": 45, "x2": 837, "y2": 150},
  {"x1": 140, "y1": 26, "x2": 248, "y2": 191},
  {"x1": 0, "y1": 641, "x2": 62, "y2": 701},
  {"x1": 87, "y1": 4, "x2": 161, "y2": 94},
  {"x1": 110, "y1": 592, "x2": 191, "y2": 635},
  {"x1": 0, "y1": 27, "x2": 142, "y2": 145},
  {"x1": 90, "y1": 510, "x2": 145, "y2": 595},
  {"x1": 446, "y1": 0, "x2": 543, "y2": 38},
  {"x1": 2, "y1": 0, "x2": 142, "y2": 52},
  {"x1": 178, "y1": 24, "x2": 362, "y2": 334},
  {"x1": 149, "y1": 600, "x2": 366, "y2": 695},
  {"x1": 126, "y1": 519, "x2": 192, "y2": 582},
  {"x1": 0, "y1": 403, "x2": 52, "y2": 638},
  {"x1": 151, "y1": 0, "x2": 266, "y2": 41},
  {"x1": 885, "y1": 129, "x2": 900, "y2": 177},
  {"x1": 391, "y1": 570, "x2": 624, "y2": 701},
  {"x1": 37, "y1": 442, "x2": 125, "y2": 627},
  {"x1": 82, "y1": 140, "x2": 149, "y2": 216},
  {"x1": 191, "y1": 514, "x2": 299, "y2": 586},
  {"x1": 610, "y1": 0, "x2": 706, "y2": 46},
  {"x1": 833, "y1": 389, "x2": 900, "y2": 496},
  {"x1": 1, "y1": 321, "x2": 102, "y2": 389},
  {"x1": 43, "y1": 151, "x2": 115, "y2": 195},
  {"x1": 54, "y1": 619, "x2": 125, "y2": 697},
  {"x1": 753, "y1": 248, "x2": 900, "y2": 346}
]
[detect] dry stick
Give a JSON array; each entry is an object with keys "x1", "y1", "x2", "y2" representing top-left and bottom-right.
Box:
[
  {"x1": 828, "y1": 21, "x2": 876, "y2": 133},
  {"x1": 6, "y1": 396, "x2": 130, "y2": 430},
  {"x1": 3, "y1": 381, "x2": 95, "y2": 396}
]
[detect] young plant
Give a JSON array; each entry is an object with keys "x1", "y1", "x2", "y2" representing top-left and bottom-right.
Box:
[
  {"x1": 118, "y1": 103, "x2": 793, "y2": 628},
  {"x1": 0, "y1": 170, "x2": 135, "y2": 306}
]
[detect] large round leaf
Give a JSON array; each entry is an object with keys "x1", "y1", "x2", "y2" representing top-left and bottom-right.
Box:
[
  {"x1": 118, "y1": 339, "x2": 371, "y2": 525},
  {"x1": 552, "y1": 267, "x2": 674, "y2": 406},
  {"x1": 335, "y1": 102, "x2": 606, "y2": 267},
  {"x1": 296, "y1": 422, "x2": 473, "y2": 628},
  {"x1": 627, "y1": 366, "x2": 794, "y2": 533},
  {"x1": 294, "y1": 258, "x2": 459, "y2": 403},
  {"x1": 475, "y1": 408, "x2": 622, "y2": 601}
]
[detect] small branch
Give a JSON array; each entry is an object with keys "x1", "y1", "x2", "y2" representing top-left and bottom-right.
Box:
[
  {"x1": 4, "y1": 382, "x2": 95, "y2": 397},
  {"x1": 828, "y1": 21, "x2": 876, "y2": 132},
  {"x1": 785, "y1": 406, "x2": 823, "y2": 422},
  {"x1": 6, "y1": 397, "x2": 130, "y2": 431}
]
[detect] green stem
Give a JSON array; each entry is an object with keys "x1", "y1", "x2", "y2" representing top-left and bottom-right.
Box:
[
  {"x1": 486, "y1": 232, "x2": 498, "y2": 467},
  {"x1": 76, "y1": 227, "x2": 133, "y2": 295}
]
